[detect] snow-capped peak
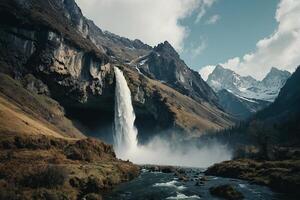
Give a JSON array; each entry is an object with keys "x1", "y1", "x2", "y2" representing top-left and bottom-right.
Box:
[{"x1": 207, "y1": 65, "x2": 291, "y2": 102}]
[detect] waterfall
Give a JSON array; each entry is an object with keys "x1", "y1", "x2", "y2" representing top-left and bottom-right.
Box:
[
  {"x1": 112, "y1": 67, "x2": 231, "y2": 167},
  {"x1": 114, "y1": 67, "x2": 138, "y2": 159}
]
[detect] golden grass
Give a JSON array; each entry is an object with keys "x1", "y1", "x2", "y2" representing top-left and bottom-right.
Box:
[
  {"x1": 0, "y1": 96, "x2": 66, "y2": 138},
  {"x1": 0, "y1": 73, "x2": 84, "y2": 139}
]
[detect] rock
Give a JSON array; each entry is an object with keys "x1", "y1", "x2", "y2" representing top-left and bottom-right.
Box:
[
  {"x1": 82, "y1": 193, "x2": 102, "y2": 200},
  {"x1": 142, "y1": 165, "x2": 176, "y2": 173},
  {"x1": 177, "y1": 173, "x2": 189, "y2": 182},
  {"x1": 22, "y1": 74, "x2": 50, "y2": 96},
  {"x1": 199, "y1": 176, "x2": 208, "y2": 182},
  {"x1": 160, "y1": 166, "x2": 176, "y2": 173},
  {"x1": 195, "y1": 180, "x2": 204, "y2": 186},
  {"x1": 210, "y1": 184, "x2": 244, "y2": 200}
]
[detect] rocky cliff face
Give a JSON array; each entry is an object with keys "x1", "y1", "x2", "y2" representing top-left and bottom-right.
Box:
[
  {"x1": 133, "y1": 41, "x2": 219, "y2": 106},
  {"x1": 0, "y1": 0, "x2": 233, "y2": 142}
]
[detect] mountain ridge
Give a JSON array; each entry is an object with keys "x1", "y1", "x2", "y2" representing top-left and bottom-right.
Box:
[
  {"x1": 207, "y1": 65, "x2": 291, "y2": 102},
  {"x1": 131, "y1": 41, "x2": 220, "y2": 106},
  {"x1": 206, "y1": 65, "x2": 290, "y2": 119}
]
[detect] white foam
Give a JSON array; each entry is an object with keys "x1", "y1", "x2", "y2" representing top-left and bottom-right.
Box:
[
  {"x1": 166, "y1": 193, "x2": 201, "y2": 199},
  {"x1": 153, "y1": 181, "x2": 186, "y2": 190}
]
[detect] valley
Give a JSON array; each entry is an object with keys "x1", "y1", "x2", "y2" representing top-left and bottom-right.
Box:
[{"x1": 0, "y1": 0, "x2": 299, "y2": 199}]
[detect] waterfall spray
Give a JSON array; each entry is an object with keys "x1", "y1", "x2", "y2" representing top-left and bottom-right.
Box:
[
  {"x1": 113, "y1": 67, "x2": 231, "y2": 167},
  {"x1": 114, "y1": 67, "x2": 138, "y2": 159}
]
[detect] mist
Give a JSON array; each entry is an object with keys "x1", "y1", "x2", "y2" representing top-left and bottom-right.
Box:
[
  {"x1": 122, "y1": 136, "x2": 232, "y2": 168},
  {"x1": 114, "y1": 66, "x2": 232, "y2": 168}
]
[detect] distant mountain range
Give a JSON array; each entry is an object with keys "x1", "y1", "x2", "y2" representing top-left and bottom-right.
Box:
[{"x1": 206, "y1": 65, "x2": 291, "y2": 119}]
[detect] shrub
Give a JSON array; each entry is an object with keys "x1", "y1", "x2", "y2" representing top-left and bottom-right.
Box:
[
  {"x1": 21, "y1": 166, "x2": 68, "y2": 188},
  {"x1": 0, "y1": 188, "x2": 20, "y2": 200}
]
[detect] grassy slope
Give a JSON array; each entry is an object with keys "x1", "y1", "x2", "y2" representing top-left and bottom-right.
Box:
[
  {"x1": 0, "y1": 134, "x2": 139, "y2": 200},
  {"x1": 0, "y1": 73, "x2": 83, "y2": 139},
  {"x1": 0, "y1": 73, "x2": 139, "y2": 199}
]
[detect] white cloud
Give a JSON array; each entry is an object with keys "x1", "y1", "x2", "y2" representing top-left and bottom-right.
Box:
[
  {"x1": 187, "y1": 39, "x2": 207, "y2": 58},
  {"x1": 75, "y1": 0, "x2": 214, "y2": 51},
  {"x1": 206, "y1": 14, "x2": 220, "y2": 25},
  {"x1": 195, "y1": 0, "x2": 217, "y2": 23},
  {"x1": 200, "y1": 0, "x2": 300, "y2": 80},
  {"x1": 199, "y1": 65, "x2": 215, "y2": 80}
]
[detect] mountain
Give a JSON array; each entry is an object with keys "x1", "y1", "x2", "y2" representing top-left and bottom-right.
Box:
[
  {"x1": 207, "y1": 65, "x2": 291, "y2": 102},
  {"x1": 0, "y1": 0, "x2": 233, "y2": 144},
  {"x1": 206, "y1": 65, "x2": 290, "y2": 119},
  {"x1": 253, "y1": 66, "x2": 300, "y2": 145},
  {"x1": 130, "y1": 41, "x2": 219, "y2": 106},
  {"x1": 204, "y1": 66, "x2": 300, "y2": 197},
  {"x1": 213, "y1": 66, "x2": 300, "y2": 146},
  {"x1": 217, "y1": 89, "x2": 270, "y2": 120},
  {"x1": 256, "y1": 66, "x2": 300, "y2": 132}
]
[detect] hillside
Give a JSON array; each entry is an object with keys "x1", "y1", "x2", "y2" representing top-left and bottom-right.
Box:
[
  {"x1": 0, "y1": 73, "x2": 139, "y2": 199},
  {"x1": 202, "y1": 67, "x2": 300, "y2": 197},
  {"x1": 254, "y1": 66, "x2": 300, "y2": 145},
  {"x1": 0, "y1": 0, "x2": 234, "y2": 143},
  {"x1": 208, "y1": 66, "x2": 300, "y2": 149}
]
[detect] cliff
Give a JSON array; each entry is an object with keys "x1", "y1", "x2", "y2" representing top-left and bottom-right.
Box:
[{"x1": 0, "y1": 0, "x2": 233, "y2": 142}]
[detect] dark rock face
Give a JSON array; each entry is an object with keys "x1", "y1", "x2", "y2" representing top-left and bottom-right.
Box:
[
  {"x1": 136, "y1": 41, "x2": 219, "y2": 106},
  {"x1": 0, "y1": 0, "x2": 115, "y2": 106}
]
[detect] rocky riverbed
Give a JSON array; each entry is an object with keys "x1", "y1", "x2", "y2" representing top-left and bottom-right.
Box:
[{"x1": 104, "y1": 164, "x2": 292, "y2": 200}]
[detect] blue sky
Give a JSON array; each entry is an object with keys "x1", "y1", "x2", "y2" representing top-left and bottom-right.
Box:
[
  {"x1": 180, "y1": 0, "x2": 279, "y2": 70},
  {"x1": 77, "y1": 0, "x2": 300, "y2": 80}
]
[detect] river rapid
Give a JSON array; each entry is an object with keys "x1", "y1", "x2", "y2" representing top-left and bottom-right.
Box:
[{"x1": 104, "y1": 166, "x2": 292, "y2": 200}]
